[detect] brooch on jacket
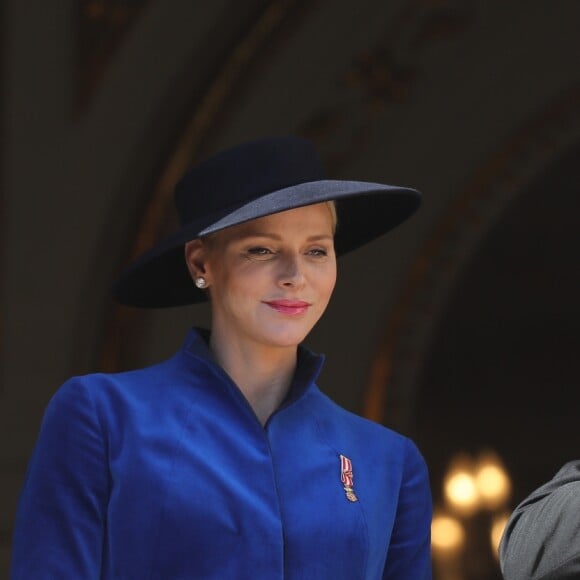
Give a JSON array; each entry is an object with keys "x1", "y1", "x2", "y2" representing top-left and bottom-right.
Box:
[{"x1": 340, "y1": 454, "x2": 358, "y2": 502}]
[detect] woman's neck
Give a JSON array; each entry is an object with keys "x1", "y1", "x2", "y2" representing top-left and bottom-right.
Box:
[{"x1": 209, "y1": 330, "x2": 298, "y2": 426}]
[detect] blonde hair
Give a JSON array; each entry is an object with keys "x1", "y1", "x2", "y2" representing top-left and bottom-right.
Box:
[
  {"x1": 203, "y1": 201, "x2": 338, "y2": 244},
  {"x1": 326, "y1": 201, "x2": 338, "y2": 234}
]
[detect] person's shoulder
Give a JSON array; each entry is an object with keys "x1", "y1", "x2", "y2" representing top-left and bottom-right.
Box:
[
  {"x1": 55, "y1": 351, "x2": 183, "y2": 400},
  {"x1": 306, "y1": 387, "x2": 418, "y2": 456},
  {"x1": 500, "y1": 460, "x2": 580, "y2": 580},
  {"x1": 305, "y1": 389, "x2": 429, "y2": 496},
  {"x1": 551, "y1": 460, "x2": 580, "y2": 483}
]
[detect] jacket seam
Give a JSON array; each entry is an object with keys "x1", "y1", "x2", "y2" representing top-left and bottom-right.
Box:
[
  {"x1": 301, "y1": 393, "x2": 371, "y2": 580},
  {"x1": 147, "y1": 401, "x2": 197, "y2": 580},
  {"x1": 79, "y1": 380, "x2": 110, "y2": 580}
]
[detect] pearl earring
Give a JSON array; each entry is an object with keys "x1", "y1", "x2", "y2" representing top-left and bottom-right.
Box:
[{"x1": 194, "y1": 277, "x2": 207, "y2": 289}]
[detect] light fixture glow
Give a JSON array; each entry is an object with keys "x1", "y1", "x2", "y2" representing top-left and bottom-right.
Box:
[
  {"x1": 475, "y1": 452, "x2": 511, "y2": 508},
  {"x1": 432, "y1": 513, "x2": 465, "y2": 553},
  {"x1": 444, "y1": 469, "x2": 479, "y2": 514}
]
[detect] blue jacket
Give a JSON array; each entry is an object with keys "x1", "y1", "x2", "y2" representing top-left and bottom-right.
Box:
[{"x1": 11, "y1": 329, "x2": 432, "y2": 579}]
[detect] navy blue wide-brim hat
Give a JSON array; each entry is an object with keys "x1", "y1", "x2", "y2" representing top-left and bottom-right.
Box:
[{"x1": 113, "y1": 136, "x2": 422, "y2": 308}]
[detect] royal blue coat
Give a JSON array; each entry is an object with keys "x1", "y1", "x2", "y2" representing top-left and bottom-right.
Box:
[{"x1": 11, "y1": 328, "x2": 432, "y2": 579}]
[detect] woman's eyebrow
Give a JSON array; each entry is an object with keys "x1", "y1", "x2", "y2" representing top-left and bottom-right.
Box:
[{"x1": 307, "y1": 234, "x2": 334, "y2": 241}]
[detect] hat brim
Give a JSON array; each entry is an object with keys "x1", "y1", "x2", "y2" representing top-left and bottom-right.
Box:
[{"x1": 113, "y1": 179, "x2": 421, "y2": 307}]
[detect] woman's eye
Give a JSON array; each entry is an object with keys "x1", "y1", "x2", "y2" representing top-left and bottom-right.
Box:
[
  {"x1": 308, "y1": 248, "x2": 328, "y2": 257},
  {"x1": 245, "y1": 247, "x2": 275, "y2": 260},
  {"x1": 247, "y1": 247, "x2": 272, "y2": 255}
]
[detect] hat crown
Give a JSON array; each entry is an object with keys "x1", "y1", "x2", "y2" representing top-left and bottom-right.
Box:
[
  {"x1": 174, "y1": 136, "x2": 326, "y2": 226},
  {"x1": 113, "y1": 134, "x2": 421, "y2": 308}
]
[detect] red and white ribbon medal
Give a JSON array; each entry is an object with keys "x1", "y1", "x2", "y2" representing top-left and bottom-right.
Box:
[{"x1": 339, "y1": 454, "x2": 358, "y2": 502}]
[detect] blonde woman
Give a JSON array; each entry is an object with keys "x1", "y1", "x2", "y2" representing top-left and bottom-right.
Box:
[{"x1": 12, "y1": 136, "x2": 432, "y2": 579}]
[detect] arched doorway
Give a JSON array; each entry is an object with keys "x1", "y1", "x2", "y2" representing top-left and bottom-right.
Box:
[{"x1": 415, "y1": 144, "x2": 580, "y2": 578}]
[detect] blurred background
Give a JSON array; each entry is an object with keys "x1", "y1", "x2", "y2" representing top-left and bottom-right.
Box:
[{"x1": 2, "y1": 1, "x2": 579, "y2": 577}]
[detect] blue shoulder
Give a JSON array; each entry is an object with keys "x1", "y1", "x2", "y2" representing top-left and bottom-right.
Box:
[{"x1": 303, "y1": 387, "x2": 423, "y2": 469}]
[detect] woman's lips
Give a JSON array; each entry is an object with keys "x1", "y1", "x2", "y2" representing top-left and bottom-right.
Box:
[{"x1": 263, "y1": 300, "x2": 311, "y2": 315}]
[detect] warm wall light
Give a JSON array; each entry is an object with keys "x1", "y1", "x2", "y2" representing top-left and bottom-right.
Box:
[
  {"x1": 432, "y1": 512, "x2": 465, "y2": 553},
  {"x1": 438, "y1": 450, "x2": 513, "y2": 570},
  {"x1": 475, "y1": 451, "x2": 511, "y2": 509},
  {"x1": 444, "y1": 456, "x2": 480, "y2": 515}
]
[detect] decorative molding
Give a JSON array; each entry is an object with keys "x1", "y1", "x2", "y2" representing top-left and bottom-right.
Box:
[
  {"x1": 364, "y1": 83, "x2": 580, "y2": 429},
  {"x1": 100, "y1": 0, "x2": 316, "y2": 371},
  {"x1": 78, "y1": 0, "x2": 151, "y2": 109},
  {"x1": 301, "y1": 0, "x2": 472, "y2": 171}
]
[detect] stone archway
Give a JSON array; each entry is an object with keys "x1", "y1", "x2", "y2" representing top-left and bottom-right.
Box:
[{"x1": 364, "y1": 85, "x2": 580, "y2": 433}]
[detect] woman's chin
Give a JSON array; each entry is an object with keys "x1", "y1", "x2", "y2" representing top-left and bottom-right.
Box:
[{"x1": 258, "y1": 324, "x2": 313, "y2": 349}]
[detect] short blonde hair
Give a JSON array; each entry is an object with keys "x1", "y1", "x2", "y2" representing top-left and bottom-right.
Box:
[
  {"x1": 326, "y1": 201, "x2": 338, "y2": 234},
  {"x1": 203, "y1": 201, "x2": 338, "y2": 243}
]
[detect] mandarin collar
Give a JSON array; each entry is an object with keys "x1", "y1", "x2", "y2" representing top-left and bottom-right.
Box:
[{"x1": 182, "y1": 327, "x2": 325, "y2": 405}]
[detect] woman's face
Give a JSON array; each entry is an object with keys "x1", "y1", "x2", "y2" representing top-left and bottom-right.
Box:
[{"x1": 186, "y1": 203, "x2": 337, "y2": 350}]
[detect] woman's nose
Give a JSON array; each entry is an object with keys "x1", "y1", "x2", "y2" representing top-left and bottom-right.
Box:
[{"x1": 277, "y1": 254, "x2": 306, "y2": 288}]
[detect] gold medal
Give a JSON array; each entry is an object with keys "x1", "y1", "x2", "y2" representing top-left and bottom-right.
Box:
[{"x1": 344, "y1": 486, "x2": 358, "y2": 502}]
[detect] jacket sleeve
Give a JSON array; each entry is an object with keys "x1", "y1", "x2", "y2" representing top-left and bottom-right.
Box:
[
  {"x1": 499, "y1": 460, "x2": 580, "y2": 580},
  {"x1": 11, "y1": 378, "x2": 109, "y2": 579},
  {"x1": 383, "y1": 438, "x2": 433, "y2": 580}
]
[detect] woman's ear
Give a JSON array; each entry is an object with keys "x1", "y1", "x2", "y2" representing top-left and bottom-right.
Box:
[{"x1": 184, "y1": 239, "x2": 209, "y2": 282}]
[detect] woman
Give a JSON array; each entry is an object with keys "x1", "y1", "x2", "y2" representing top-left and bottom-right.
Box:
[{"x1": 11, "y1": 136, "x2": 432, "y2": 579}]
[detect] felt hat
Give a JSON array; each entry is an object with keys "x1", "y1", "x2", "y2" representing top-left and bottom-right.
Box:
[{"x1": 113, "y1": 136, "x2": 421, "y2": 307}]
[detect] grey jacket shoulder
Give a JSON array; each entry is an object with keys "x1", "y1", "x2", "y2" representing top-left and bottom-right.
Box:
[{"x1": 500, "y1": 460, "x2": 580, "y2": 580}]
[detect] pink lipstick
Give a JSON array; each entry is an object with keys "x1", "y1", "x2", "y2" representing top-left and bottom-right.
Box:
[{"x1": 264, "y1": 299, "x2": 311, "y2": 316}]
